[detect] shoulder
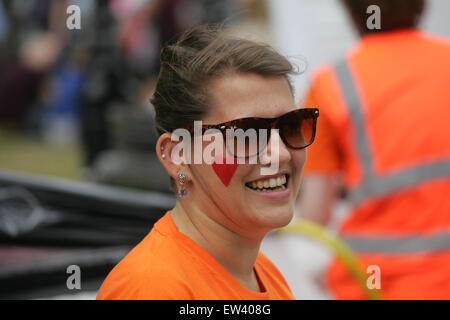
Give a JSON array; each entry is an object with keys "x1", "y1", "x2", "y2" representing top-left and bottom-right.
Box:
[
  {"x1": 308, "y1": 62, "x2": 343, "y2": 110},
  {"x1": 97, "y1": 266, "x2": 195, "y2": 300},
  {"x1": 97, "y1": 219, "x2": 196, "y2": 300},
  {"x1": 256, "y1": 252, "x2": 284, "y2": 276},
  {"x1": 419, "y1": 31, "x2": 450, "y2": 50},
  {"x1": 307, "y1": 62, "x2": 349, "y2": 129},
  {"x1": 255, "y1": 252, "x2": 290, "y2": 287},
  {"x1": 310, "y1": 63, "x2": 336, "y2": 88},
  {"x1": 255, "y1": 252, "x2": 294, "y2": 299}
]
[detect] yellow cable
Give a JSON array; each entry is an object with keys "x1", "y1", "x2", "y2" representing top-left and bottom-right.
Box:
[{"x1": 278, "y1": 220, "x2": 383, "y2": 300}]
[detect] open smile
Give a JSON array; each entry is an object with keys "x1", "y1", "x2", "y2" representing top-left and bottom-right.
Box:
[{"x1": 244, "y1": 173, "x2": 291, "y2": 199}]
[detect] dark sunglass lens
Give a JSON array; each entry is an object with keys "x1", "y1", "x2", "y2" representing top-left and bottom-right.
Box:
[
  {"x1": 279, "y1": 112, "x2": 314, "y2": 148},
  {"x1": 225, "y1": 119, "x2": 269, "y2": 158}
]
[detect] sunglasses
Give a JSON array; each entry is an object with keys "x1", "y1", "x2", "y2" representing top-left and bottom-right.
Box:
[{"x1": 186, "y1": 108, "x2": 319, "y2": 158}]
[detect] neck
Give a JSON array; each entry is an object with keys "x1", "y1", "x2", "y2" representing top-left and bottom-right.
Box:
[{"x1": 170, "y1": 199, "x2": 264, "y2": 288}]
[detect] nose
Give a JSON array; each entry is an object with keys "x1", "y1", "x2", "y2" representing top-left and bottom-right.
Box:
[{"x1": 259, "y1": 129, "x2": 291, "y2": 166}]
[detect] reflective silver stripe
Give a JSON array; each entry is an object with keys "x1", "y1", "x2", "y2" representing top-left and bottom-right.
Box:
[
  {"x1": 342, "y1": 232, "x2": 450, "y2": 254},
  {"x1": 348, "y1": 159, "x2": 450, "y2": 204},
  {"x1": 334, "y1": 60, "x2": 450, "y2": 205},
  {"x1": 334, "y1": 60, "x2": 374, "y2": 181}
]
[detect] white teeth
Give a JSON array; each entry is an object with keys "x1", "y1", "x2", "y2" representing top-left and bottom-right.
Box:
[
  {"x1": 247, "y1": 174, "x2": 288, "y2": 191},
  {"x1": 269, "y1": 178, "x2": 276, "y2": 188},
  {"x1": 277, "y1": 177, "x2": 282, "y2": 186}
]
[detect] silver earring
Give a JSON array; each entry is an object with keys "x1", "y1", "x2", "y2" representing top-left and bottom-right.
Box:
[
  {"x1": 161, "y1": 154, "x2": 166, "y2": 159},
  {"x1": 177, "y1": 173, "x2": 187, "y2": 197}
]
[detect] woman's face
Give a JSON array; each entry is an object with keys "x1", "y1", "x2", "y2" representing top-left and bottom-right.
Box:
[{"x1": 188, "y1": 73, "x2": 306, "y2": 238}]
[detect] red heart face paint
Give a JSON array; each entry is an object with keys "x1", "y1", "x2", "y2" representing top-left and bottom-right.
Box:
[{"x1": 212, "y1": 154, "x2": 239, "y2": 187}]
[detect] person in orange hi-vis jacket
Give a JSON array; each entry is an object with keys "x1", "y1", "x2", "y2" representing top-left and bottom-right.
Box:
[{"x1": 298, "y1": 0, "x2": 450, "y2": 299}]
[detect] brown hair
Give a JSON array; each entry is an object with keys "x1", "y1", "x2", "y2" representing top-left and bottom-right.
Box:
[
  {"x1": 341, "y1": 0, "x2": 425, "y2": 35},
  {"x1": 150, "y1": 24, "x2": 296, "y2": 136},
  {"x1": 151, "y1": 25, "x2": 297, "y2": 191}
]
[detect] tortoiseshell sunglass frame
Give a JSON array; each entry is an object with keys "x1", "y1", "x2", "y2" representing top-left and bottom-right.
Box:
[{"x1": 185, "y1": 107, "x2": 319, "y2": 151}]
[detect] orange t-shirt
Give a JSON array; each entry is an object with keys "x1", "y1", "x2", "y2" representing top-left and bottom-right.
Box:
[{"x1": 97, "y1": 212, "x2": 295, "y2": 300}]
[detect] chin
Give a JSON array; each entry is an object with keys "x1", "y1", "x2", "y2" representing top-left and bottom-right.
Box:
[{"x1": 252, "y1": 204, "x2": 294, "y2": 230}]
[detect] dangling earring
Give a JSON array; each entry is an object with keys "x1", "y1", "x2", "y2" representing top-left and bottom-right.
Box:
[{"x1": 177, "y1": 173, "x2": 187, "y2": 197}]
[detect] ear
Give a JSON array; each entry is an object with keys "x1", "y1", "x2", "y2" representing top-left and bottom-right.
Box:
[{"x1": 156, "y1": 133, "x2": 192, "y2": 181}]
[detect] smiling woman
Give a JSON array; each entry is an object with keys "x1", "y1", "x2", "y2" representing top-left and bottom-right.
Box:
[{"x1": 97, "y1": 24, "x2": 318, "y2": 300}]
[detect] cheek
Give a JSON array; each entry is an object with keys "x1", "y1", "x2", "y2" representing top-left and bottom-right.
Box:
[
  {"x1": 211, "y1": 154, "x2": 239, "y2": 187},
  {"x1": 293, "y1": 149, "x2": 307, "y2": 180},
  {"x1": 190, "y1": 163, "x2": 223, "y2": 197},
  {"x1": 299, "y1": 149, "x2": 307, "y2": 169}
]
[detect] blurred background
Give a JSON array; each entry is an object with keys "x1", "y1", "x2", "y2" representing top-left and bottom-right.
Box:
[{"x1": 0, "y1": 0, "x2": 449, "y2": 300}]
